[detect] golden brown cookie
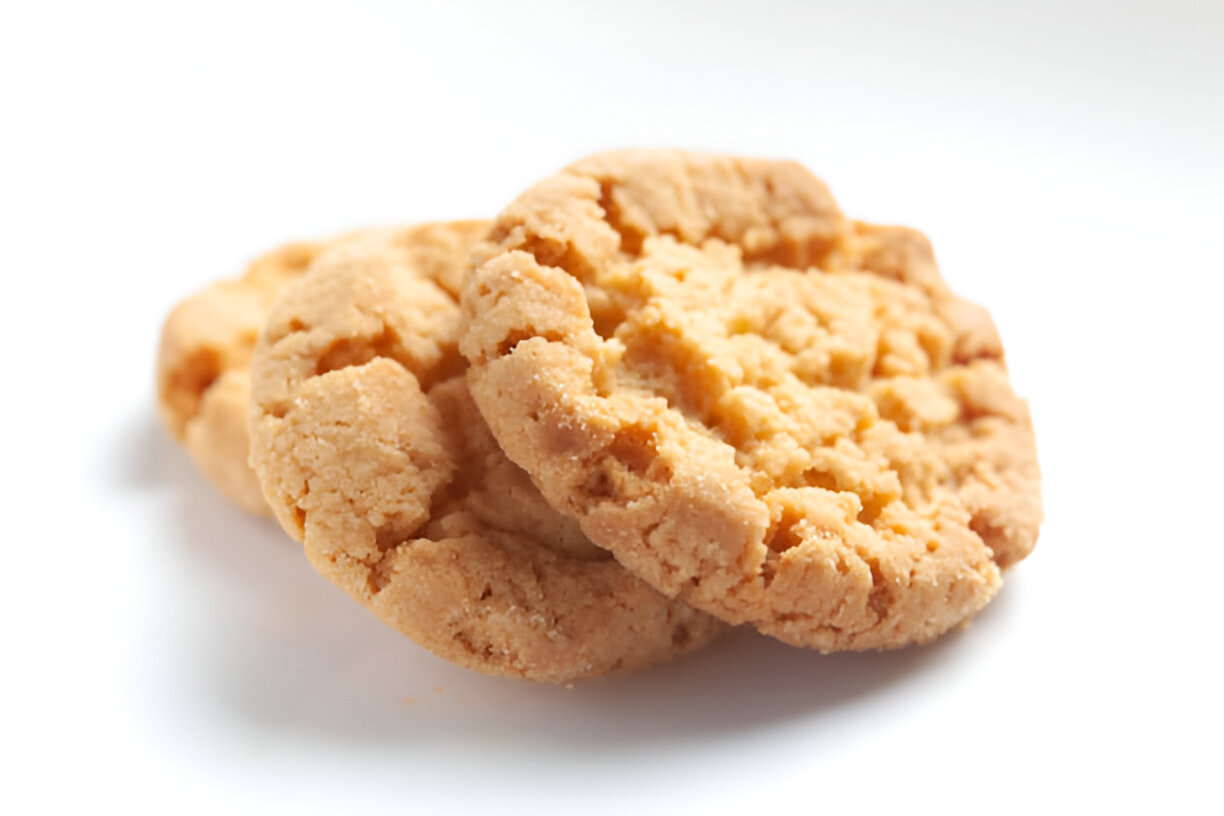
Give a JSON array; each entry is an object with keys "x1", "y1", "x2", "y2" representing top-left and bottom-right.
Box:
[
  {"x1": 248, "y1": 224, "x2": 725, "y2": 682},
  {"x1": 156, "y1": 239, "x2": 332, "y2": 514},
  {"x1": 460, "y1": 150, "x2": 1042, "y2": 652}
]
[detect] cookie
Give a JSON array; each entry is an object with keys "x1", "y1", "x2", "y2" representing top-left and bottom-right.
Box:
[
  {"x1": 248, "y1": 224, "x2": 725, "y2": 682},
  {"x1": 460, "y1": 150, "x2": 1042, "y2": 652},
  {"x1": 156, "y1": 239, "x2": 332, "y2": 514}
]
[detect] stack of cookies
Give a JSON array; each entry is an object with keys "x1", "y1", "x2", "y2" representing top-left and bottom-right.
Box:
[{"x1": 156, "y1": 151, "x2": 1042, "y2": 683}]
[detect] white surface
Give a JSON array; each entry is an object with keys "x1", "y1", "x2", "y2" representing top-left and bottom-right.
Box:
[{"x1": 2, "y1": 1, "x2": 1222, "y2": 812}]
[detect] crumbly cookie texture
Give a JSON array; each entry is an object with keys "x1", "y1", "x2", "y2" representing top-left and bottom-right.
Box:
[
  {"x1": 156, "y1": 240, "x2": 330, "y2": 514},
  {"x1": 460, "y1": 150, "x2": 1042, "y2": 652},
  {"x1": 155, "y1": 223, "x2": 489, "y2": 515},
  {"x1": 248, "y1": 224, "x2": 725, "y2": 682}
]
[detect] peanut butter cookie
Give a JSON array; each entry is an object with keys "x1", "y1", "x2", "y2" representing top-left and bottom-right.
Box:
[
  {"x1": 461, "y1": 150, "x2": 1041, "y2": 652},
  {"x1": 248, "y1": 224, "x2": 725, "y2": 681}
]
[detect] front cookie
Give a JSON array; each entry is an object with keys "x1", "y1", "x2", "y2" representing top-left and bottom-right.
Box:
[
  {"x1": 248, "y1": 225, "x2": 725, "y2": 682},
  {"x1": 460, "y1": 150, "x2": 1042, "y2": 652}
]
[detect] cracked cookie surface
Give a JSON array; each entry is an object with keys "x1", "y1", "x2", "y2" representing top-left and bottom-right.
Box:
[
  {"x1": 248, "y1": 223, "x2": 725, "y2": 681},
  {"x1": 156, "y1": 223, "x2": 487, "y2": 514},
  {"x1": 461, "y1": 150, "x2": 1042, "y2": 651}
]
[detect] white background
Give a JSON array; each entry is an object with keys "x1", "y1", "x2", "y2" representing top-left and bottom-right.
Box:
[{"x1": 2, "y1": 1, "x2": 1222, "y2": 812}]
